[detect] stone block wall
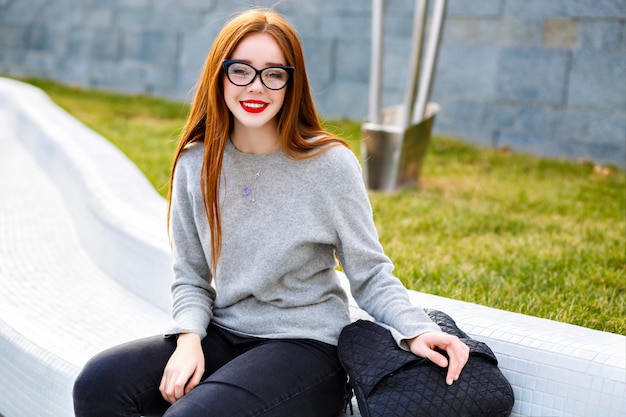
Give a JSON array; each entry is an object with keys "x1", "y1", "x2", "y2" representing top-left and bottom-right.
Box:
[
  {"x1": 433, "y1": 0, "x2": 626, "y2": 166},
  {"x1": 0, "y1": 0, "x2": 624, "y2": 166}
]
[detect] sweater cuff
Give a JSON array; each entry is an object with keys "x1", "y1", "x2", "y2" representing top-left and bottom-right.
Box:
[
  {"x1": 164, "y1": 311, "x2": 210, "y2": 339},
  {"x1": 163, "y1": 325, "x2": 207, "y2": 340},
  {"x1": 378, "y1": 321, "x2": 442, "y2": 351}
]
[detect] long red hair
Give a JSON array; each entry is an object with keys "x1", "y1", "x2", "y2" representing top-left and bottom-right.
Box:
[{"x1": 167, "y1": 9, "x2": 348, "y2": 271}]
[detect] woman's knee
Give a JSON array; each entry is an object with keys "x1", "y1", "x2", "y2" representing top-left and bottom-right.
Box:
[
  {"x1": 73, "y1": 349, "x2": 125, "y2": 416},
  {"x1": 73, "y1": 336, "x2": 173, "y2": 416}
]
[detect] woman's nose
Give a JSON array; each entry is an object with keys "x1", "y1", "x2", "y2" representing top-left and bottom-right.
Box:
[{"x1": 247, "y1": 74, "x2": 265, "y2": 91}]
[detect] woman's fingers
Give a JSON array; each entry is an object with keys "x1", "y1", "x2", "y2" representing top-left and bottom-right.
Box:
[
  {"x1": 407, "y1": 332, "x2": 470, "y2": 385},
  {"x1": 444, "y1": 340, "x2": 470, "y2": 385},
  {"x1": 185, "y1": 366, "x2": 204, "y2": 395}
]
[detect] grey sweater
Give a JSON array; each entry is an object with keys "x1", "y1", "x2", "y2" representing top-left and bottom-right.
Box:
[{"x1": 166, "y1": 139, "x2": 440, "y2": 346}]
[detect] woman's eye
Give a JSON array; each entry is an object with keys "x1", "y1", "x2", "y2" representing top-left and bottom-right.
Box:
[
  {"x1": 265, "y1": 70, "x2": 286, "y2": 80},
  {"x1": 231, "y1": 65, "x2": 251, "y2": 76}
]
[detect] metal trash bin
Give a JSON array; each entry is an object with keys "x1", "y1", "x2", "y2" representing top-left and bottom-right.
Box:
[
  {"x1": 362, "y1": 103, "x2": 439, "y2": 191},
  {"x1": 363, "y1": 0, "x2": 447, "y2": 192}
]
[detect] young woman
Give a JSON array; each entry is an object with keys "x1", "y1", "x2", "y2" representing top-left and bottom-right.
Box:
[{"x1": 73, "y1": 9, "x2": 469, "y2": 417}]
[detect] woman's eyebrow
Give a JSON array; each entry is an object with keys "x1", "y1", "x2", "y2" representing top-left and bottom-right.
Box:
[{"x1": 230, "y1": 58, "x2": 287, "y2": 67}]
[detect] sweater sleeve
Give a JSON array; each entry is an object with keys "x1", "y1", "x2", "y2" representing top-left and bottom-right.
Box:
[
  {"x1": 164, "y1": 146, "x2": 216, "y2": 339},
  {"x1": 324, "y1": 148, "x2": 441, "y2": 345}
]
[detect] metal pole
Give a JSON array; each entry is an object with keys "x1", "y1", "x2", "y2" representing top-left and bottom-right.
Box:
[
  {"x1": 401, "y1": 0, "x2": 428, "y2": 129},
  {"x1": 384, "y1": 0, "x2": 427, "y2": 191},
  {"x1": 368, "y1": 0, "x2": 384, "y2": 124},
  {"x1": 414, "y1": 0, "x2": 447, "y2": 122}
]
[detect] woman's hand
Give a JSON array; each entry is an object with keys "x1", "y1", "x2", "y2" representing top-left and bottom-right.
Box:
[
  {"x1": 407, "y1": 332, "x2": 470, "y2": 386},
  {"x1": 159, "y1": 333, "x2": 205, "y2": 403}
]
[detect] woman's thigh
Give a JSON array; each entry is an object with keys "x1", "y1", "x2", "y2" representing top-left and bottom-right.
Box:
[
  {"x1": 73, "y1": 326, "x2": 241, "y2": 417},
  {"x1": 73, "y1": 335, "x2": 176, "y2": 417},
  {"x1": 163, "y1": 339, "x2": 346, "y2": 417}
]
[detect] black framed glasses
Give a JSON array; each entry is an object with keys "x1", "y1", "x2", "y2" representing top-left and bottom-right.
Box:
[{"x1": 223, "y1": 60, "x2": 294, "y2": 90}]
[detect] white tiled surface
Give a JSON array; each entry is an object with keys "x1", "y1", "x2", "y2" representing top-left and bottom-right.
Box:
[
  {"x1": 1, "y1": 78, "x2": 625, "y2": 417},
  {"x1": 0, "y1": 84, "x2": 172, "y2": 416}
]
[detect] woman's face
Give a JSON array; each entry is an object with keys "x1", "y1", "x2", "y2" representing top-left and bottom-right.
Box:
[{"x1": 223, "y1": 33, "x2": 288, "y2": 132}]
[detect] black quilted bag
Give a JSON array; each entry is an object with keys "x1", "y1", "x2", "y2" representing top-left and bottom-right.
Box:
[{"x1": 338, "y1": 309, "x2": 514, "y2": 417}]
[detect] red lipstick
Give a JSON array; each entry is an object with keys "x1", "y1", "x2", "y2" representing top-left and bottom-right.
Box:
[{"x1": 240, "y1": 100, "x2": 268, "y2": 114}]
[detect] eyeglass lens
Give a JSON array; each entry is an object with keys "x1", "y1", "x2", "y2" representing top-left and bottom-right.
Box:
[{"x1": 226, "y1": 62, "x2": 290, "y2": 90}]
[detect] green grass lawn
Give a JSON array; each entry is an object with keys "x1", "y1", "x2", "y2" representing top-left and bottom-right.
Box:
[{"x1": 20, "y1": 77, "x2": 625, "y2": 335}]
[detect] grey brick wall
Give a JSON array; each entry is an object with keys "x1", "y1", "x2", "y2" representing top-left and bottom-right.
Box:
[
  {"x1": 434, "y1": 0, "x2": 626, "y2": 167},
  {"x1": 1, "y1": 0, "x2": 624, "y2": 166}
]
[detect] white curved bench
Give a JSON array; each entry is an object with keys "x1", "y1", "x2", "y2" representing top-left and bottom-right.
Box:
[
  {"x1": 0, "y1": 78, "x2": 624, "y2": 417},
  {"x1": 0, "y1": 78, "x2": 173, "y2": 417}
]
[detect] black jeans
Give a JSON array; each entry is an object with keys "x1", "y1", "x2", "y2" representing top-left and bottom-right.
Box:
[{"x1": 73, "y1": 323, "x2": 346, "y2": 417}]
